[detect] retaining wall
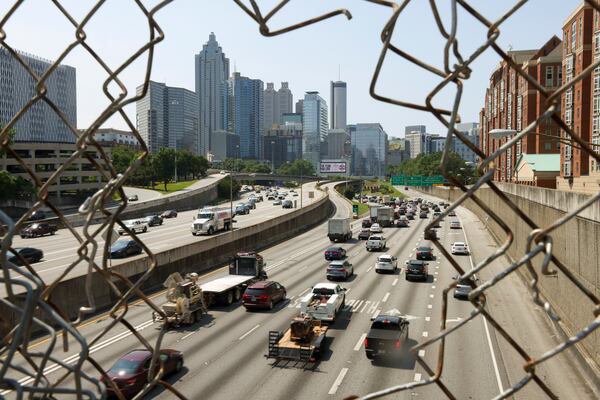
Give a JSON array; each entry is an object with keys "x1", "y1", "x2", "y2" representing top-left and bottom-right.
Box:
[{"x1": 418, "y1": 184, "x2": 600, "y2": 367}]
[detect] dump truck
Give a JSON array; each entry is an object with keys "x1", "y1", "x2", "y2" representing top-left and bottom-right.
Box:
[
  {"x1": 152, "y1": 272, "x2": 207, "y2": 327},
  {"x1": 200, "y1": 252, "x2": 268, "y2": 306},
  {"x1": 266, "y1": 315, "x2": 328, "y2": 364},
  {"x1": 327, "y1": 217, "x2": 352, "y2": 242},
  {"x1": 376, "y1": 206, "x2": 394, "y2": 227}
]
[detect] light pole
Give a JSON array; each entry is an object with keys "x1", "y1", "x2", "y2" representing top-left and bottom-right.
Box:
[
  {"x1": 300, "y1": 163, "x2": 303, "y2": 208},
  {"x1": 230, "y1": 144, "x2": 240, "y2": 233}
]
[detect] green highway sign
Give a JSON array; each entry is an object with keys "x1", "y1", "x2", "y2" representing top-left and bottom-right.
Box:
[
  {"x1": 352, "y1": 204, "x2": 359, "y2": 214},
  {"x1": 390, "y1": 175, "x2": 444, "y2": 186}
]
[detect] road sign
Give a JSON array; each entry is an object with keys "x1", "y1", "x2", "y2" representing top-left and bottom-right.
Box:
[
  {"x1": 352, "y1": 204, "x2": 359, "y2": 215},
  {"x1": 390, "y1": 175, "x2": 444, "y2": 186},
  {"x1": 102, "y1": 227, "x2": 119, "y2": 245}
]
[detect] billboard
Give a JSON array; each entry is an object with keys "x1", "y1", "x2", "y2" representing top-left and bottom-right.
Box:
[{"x1": 320, "y1": 161, "x2": 347, "y2": 173}]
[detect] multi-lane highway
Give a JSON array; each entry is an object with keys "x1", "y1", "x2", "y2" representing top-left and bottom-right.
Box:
[
  {"x1": 7, "y1": 182, "x2": 322, "y2": 294},
  {"x1": 4, "y1": 183, "x2": 597, "y2": 399}
]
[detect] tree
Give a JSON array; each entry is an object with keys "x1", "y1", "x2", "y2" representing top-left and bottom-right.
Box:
[
  {"x1": 277, "y1": 159, "x2": 315, "y2": 176},
  {"x1": 0, "y1": 170, "x2": 34, "y2": 201},
  {"x1": 175, "y1": 149, "x2": 195, "y2": 180},
  {"x1": 191, "y1": 154, "x2": 210, "y2": 178},
  {"x1": 152, "y1": 147, "x2": 176, "y2": 191},
  {"x1": 343, "y1": 187, "x2": 356, "y2": 200},
  {"x1": 217, "y1": 176, "x2": 241, "y2": 199},
  {"x1": 243, "y1": 160, "x2": 271, "y2": 173},
  {"x1": 389, "y1": 151, "x2": 475, "y2": 184},
  {"x1": 111, "y1": 146, "x2": 138, "y2": 175}
]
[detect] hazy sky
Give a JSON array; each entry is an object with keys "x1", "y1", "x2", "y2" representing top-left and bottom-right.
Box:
[{"x1": 1, "y1": 0, "x2": 581, "y2": 138}]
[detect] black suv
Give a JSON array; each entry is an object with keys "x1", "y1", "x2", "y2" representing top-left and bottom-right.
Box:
[
  {"x1": 145, "y1": 215, "x2": 163, "y2": 227},
  {"x1": 405, "y1": 260, "x2": 428, "y2": 281}
]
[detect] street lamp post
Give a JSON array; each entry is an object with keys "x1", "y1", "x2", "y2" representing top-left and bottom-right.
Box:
[{"x1": 300, "y1": 163, "x2": 303, "y2": 208}]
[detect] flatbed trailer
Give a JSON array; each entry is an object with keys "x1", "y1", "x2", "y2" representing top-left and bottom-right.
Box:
[
  {"x1": 200, "y1": 275, "x2": 258, "y2": 306},
  {"x1": 266, "y1": 317, "x2": 328, "y2": 365}
]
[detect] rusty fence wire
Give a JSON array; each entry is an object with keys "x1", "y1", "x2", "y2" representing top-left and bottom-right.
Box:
[
  {"x1": 0, "y1": 0, "x2": 598, "y2": 399},
  {"x1": 236, "y1": 0, "x2": 600, "y2": 399}
]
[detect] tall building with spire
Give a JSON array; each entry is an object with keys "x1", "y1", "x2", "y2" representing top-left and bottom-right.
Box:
[{"x1": 195, "y1": 32, "x2": 230, "y2": 156}]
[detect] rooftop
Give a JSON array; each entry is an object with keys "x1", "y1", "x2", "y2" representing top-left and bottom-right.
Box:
[{"x1": 516, "y1": 153, "x2": 561, "y2": 172}]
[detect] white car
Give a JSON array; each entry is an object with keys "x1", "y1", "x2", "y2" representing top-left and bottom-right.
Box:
[
  {"x1": 451, "y1": 241, "x2": 469, "y2": 255},
  {"x1": 375, "y1": 254, "x2": 398, "y2": 273},
  {"x1": 118, "y1": 219, "x2": 148, "y2": 235},
  {"x1": 370, "y1": 223, "x2": 383, "y2": 233},
  {"x1": 450, "y1": 220, "x2": 462, "y2": 229},
  {"x1": 272, "y1": 199, "x2": 282, "y2": 205}
]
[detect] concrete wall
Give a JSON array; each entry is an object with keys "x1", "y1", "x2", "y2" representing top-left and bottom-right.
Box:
[
  {"x1": 0, "y1": 189, "x2": 332, "y2": 336},
  {"x1": 418, "y1": 184, "x2": 600, "y2": 367}
]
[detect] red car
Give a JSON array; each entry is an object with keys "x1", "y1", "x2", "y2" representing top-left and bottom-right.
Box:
[
  {"x1": 325, "y1": 246, "x2": 346, "y2": 260},
  {"x1": 102, "y1": 349, "x2": 183, "y2": 399},
  {"x1": 416, "y1": 246, "x2": 434, "y2": 260},
  {"x1": 242, "y1": 281, "x2": 286, "y2": 310}
]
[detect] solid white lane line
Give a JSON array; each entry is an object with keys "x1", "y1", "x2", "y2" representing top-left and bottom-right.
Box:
[
  {"x1": 382, "y1": 292, "x2": 390, "y2": 303},
  {"x1": 418, "y1": 350, "x2": 426, "y2": 357},
  {"x1": 461, "y1": 216, "x2": 504, "y2": 394},
  {"x1": 414, "y1": 373, "x2": 422, "y2": 382},
  {"x1": 239, "y1": 324, "x2": 260, "y2": 341},
  {"x1": 328, "y1": 368, "x2": 349, "y2": 395},
  {"x1": 354, "y1": 333, "x2": 367, "y2": 351},
  {"x1": 392, "y1": 278, "x2": 398, "y2": 286}
]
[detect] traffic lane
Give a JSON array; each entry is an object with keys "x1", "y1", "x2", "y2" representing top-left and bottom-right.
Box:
[
  {"x1": 8, "y1": 184, "x2": 322, "y2": 280},
  {"x1": 404, "y1": 188, "x2": 596, "y2": 399},
  {"x1": 453, "y1": 204, "x2": 597, "y2": 399},
  {"x1": 1, "y1": 183, "x2": 338, "y2": 393},
  {"x1": 161, "y1": 218, "x2": 428, "y2": 399}
]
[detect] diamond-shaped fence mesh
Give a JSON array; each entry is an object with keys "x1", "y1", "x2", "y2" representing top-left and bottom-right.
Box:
[{"x1": 0, "y1": 0, "x2": 599, "y2": 399}]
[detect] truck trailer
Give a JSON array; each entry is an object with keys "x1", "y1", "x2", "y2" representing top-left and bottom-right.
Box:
[{"x1": 327, "y1": 217, "x2": 352, "y2": 242}]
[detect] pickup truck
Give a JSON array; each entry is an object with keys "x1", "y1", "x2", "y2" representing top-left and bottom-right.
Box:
[
  {"x1": 365, "y1": 314, "x2": 410, "y2": 360},
  {"x1": 300, "y1": 283, "x2": 346, "y2": 322},
  {"x1": 366, "y1": 235, "x2": 386, "y2": 252},
  {"x1": 20, "y1": 222, "x2": 58, "y2": 238}
]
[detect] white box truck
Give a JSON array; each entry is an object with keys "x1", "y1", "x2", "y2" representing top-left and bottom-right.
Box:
[
  {"x1": 191, "y1": 207, "x2": 233, "y2": 235},
  {"x1": 377, "y1": 206, "x2": 394, "y2": 227},
  {"x1": 369, "y1": 205, "x2": 380, "y2": 222},
  {"x1": 327, "y1": 218, "x2": 352, "y2": 242}
]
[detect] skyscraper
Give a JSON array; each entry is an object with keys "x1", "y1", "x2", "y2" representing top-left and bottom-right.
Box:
[
  {"x1": 195, "y1": 32, "x2": 230, "y2": 156},
  {"x1": 0, "y1": 48, "x2": 76, "y2": 143},
  {"x1": 330, "y1": 81, "x2": 347, "y2": 130},
  {"x1": 350, "y1": 123, "x2": 388, "y2": 177},
  {"x1": 227, "y1": 72, "x2": 264, "y2": 160},
  {"x1": 302, "y1": 92, "x2": 328, "y2": 171},
  {"x1": 136, "y1": 81, "x2": 199, "y2": 153},
  {"x1": 263, "y1": 82, "x2": 293, "y2": 132}
]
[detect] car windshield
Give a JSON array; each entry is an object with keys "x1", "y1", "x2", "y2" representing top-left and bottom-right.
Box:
[
  {"x1": 326, "y1": 247, "x2": 341, "y2": 252},
  {"x1": 454, "y1": 242, "x2": 465, "y2": 246},
  {"x1": 417, "y1": 247, "x2": 431, "y2": 252},
  {"x1": 370, "y1": 236, "x2": 382, "y2": 240},
  {"x1": 111, "y1": 240, "x2": 129, "y2": 250},
  {"x1": 244, "y1": 288, "x2": 266, "y2": 296},
  {"x1": 109, "y1": 358, "x2": 141, "y2": 374},
  {"x1": 313, "y1": 287, "x2": 335, "y2": 295},
  {"x1": 408, "y1": 261, "x2": 423, "y2": 268},
  {"x1": 197, "y1": 212, "x2": 213, "y2": 219},
  {"x1": 329, "y1": 262, "x2": 345, "y2": 268},
  {"x1": 378, "y1": 257, "x2": 392, "y2": 263},
  {"x1": 371, "y1": 320, "x2": 400, "y2": 330}
]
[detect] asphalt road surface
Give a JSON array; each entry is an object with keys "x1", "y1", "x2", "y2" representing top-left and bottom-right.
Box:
[
  {"x1": 3, "y1": 183, "x2": 597, "y2": 399},
  {"x1": 6, "y1": 183, "x2": 322, "y2": 296}
]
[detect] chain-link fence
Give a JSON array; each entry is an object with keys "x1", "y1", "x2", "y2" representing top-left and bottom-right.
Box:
[
  {"x1": 237, "y1": 1, "x2": 600, "y2": 399},
  {"x1": 0, "y1": 0, "x2": 599, "y2": 399}
]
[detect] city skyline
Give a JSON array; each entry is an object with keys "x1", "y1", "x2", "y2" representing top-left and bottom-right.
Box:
[{"x1": 3, "y1": 1, "x2": 579, "y2": 138}]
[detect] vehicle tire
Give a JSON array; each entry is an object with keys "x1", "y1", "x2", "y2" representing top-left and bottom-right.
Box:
[
  {"x1": 233, "y1": 287, "x2": 241, "y2": 301},
  {"x1": 268, "y1": 301, "x2": 273, "y2": 310},
  {"x1": 20, "y1": 235, "x2": 25, "y2": 239},
  {"x1": 189, "y1": 312, "x2": 196, "y2": 324},
  {"x1": 226, "y1": 291, "x2": 233, "y2": 305},
  {"x1": 208, "y1": 227, "x2": 214, "y2": 235},
  {"x1": 282, "y1": 291, "x2": 287, "y2": 301},
  {"x1": 143, "y1": 227, "x2": 147, "y2": 233},
  {"x1": 51, "y1": 231, "x2": 55, "y2": 235}
]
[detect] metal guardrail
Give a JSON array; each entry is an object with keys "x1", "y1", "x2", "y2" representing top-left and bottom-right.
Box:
[{"x1": 0, "y1": 1, "x2": 599, "y2": 399}]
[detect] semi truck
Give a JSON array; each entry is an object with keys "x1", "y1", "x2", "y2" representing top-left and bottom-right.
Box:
[
  {"x1": 376, "y1": 206, "x2": 394, "y2": 227},
  {"x1": 369, "y1": 205, "x2": 380, "y2": 222},
  {"x1": 327, "y1": 217, "x2": 352, "y2": 242},
  {"x1": 191, "y1": 207, "x2": 233, "y2": 235},
  {"x1": 199, "y1": 252, "x2": 268, "y2": 306}
]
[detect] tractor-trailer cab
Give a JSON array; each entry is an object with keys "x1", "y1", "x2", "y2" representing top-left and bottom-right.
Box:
[{"x1": 191, "y1": 207, "x2": 232, "y2": 235}]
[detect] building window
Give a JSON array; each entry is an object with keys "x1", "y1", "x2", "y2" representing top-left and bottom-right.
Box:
[
  {"x1": 499, "y1": 79, "x2": 505, "y2": 110},
  {"x1": 545, "y1": 66, "x2": 553, "y2": 87},
  {"x1": 545, "y1": 142, "x2": 551, "y2": 151},
  {"x1": 507, "y1": 93, "x2": 512, "y2": 129},
  {"x1": 558, "y1": 66, "x2": 562, "y2": 84},
  {"x1": 572, "y1": 21, "x2": 577, "y2": 51},
  {"x1": 516, "y1": 95, "x2": 522, "y2": 131}
]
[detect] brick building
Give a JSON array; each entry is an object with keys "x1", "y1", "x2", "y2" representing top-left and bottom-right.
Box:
[
  {"x1": 556, "y1": 2, "x2": 600, "y2": 194},
  {"x1": 480, "y1": 36, "x2": 562, "y2": 187}
]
